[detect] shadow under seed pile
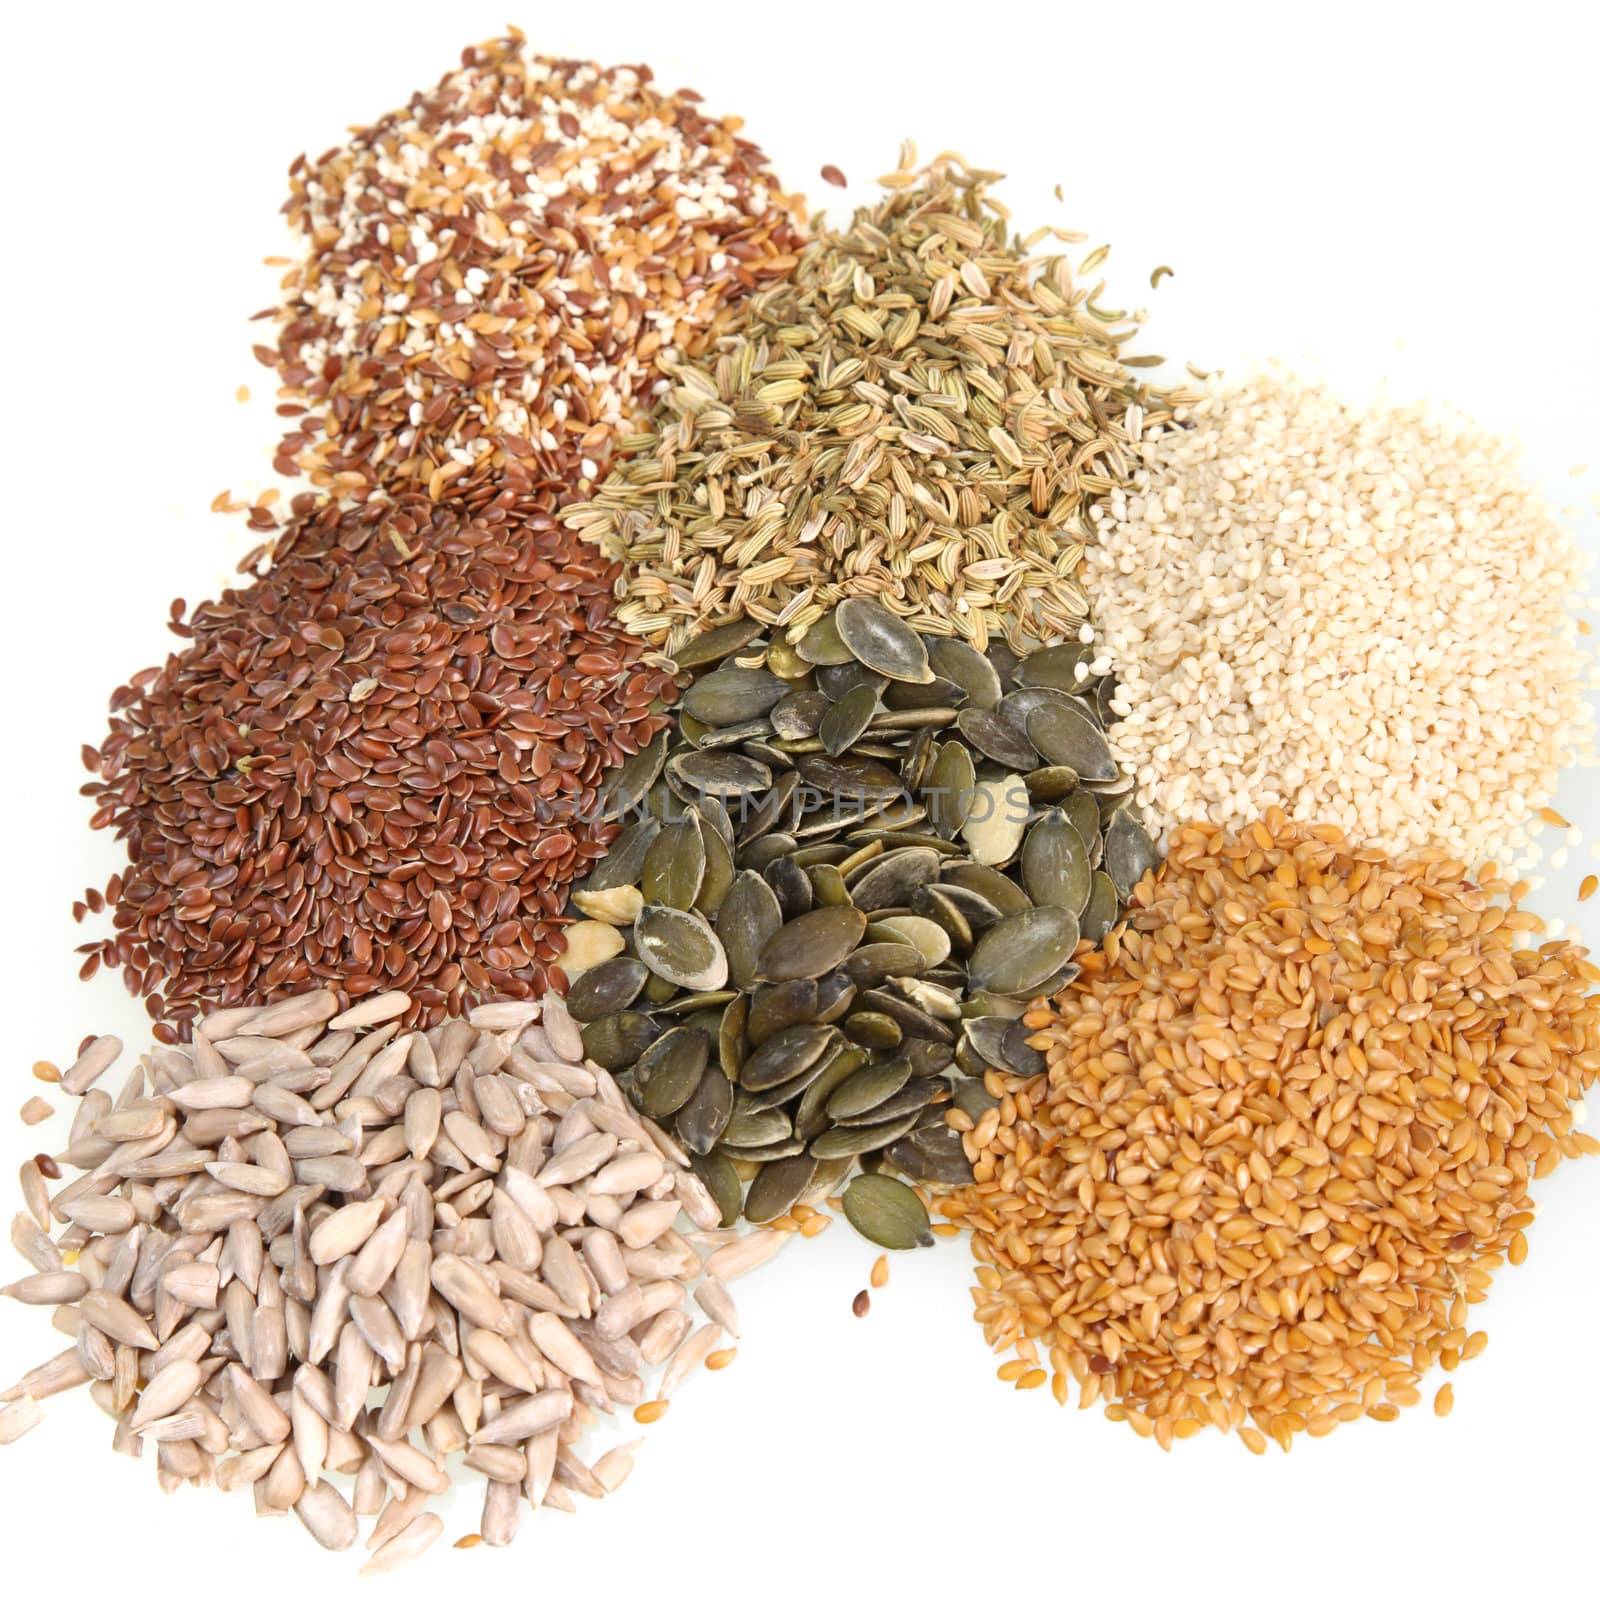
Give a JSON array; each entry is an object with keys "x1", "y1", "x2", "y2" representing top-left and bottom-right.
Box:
[{"x1": 81, "y1": 498, "x2": 677, "y2": 1038}]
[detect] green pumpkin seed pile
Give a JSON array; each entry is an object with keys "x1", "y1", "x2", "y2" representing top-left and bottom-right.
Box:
[{"x1": 556, "y1": 599, "x2": 1159, "y2": 1250}]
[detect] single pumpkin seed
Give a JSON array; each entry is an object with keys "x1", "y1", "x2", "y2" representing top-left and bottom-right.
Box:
[
  {"x1": 567, "y1": 958, "x2": 650, "y2": 1023},
  {"x1": 1104, "y1": 810, "x2": 1160, "y2": 899},
  {"x1": 756, "y1": 906, "x2": 868, "y2": 982},
  {"x1": 672, "y1": 618, "x2": 766, "y2": 670},
  {"x1": 847, "y1": 847, "x2": 942, "y2": 912},
  {"x1": 579, "y1": 1011, "x2": 661, "y2": 1069},
  {"x1": 641, "y1": 814, "x2": 707, "y2": 910},
  {"x1": 927, "y1": 637, "x2": 1002, "y2": 709},
  {"x1": 632, "y1": 1029, "x2": 711, "y2": 1119},
  {"x1": 1080, "y1": 871, "x2": 1120, "y2": 944},
  {"x1": 716, "y1": 872, "x2": 785, "y2": 991},
  {"x1": 675, "y1": 1068, "x2": 734, "y2": 1156},
  {"x1": 740, "y1": 1025, "x2": 840, "y2": 1093},
  {"x1": 691, "y1": 1153, "x2": 742, "y2": 1228},
  {"x1": 968, "y1": 907, "x2": 1081, "y2": 996},
  {"x1": 820, "y1": 684, "x2": 882, "y2": 756},
  {"x1": 635, "y1": 906, "x2": 729, "y2": 992},
  {"x1": 835, "y1": 598, "x2": 934, "y2": 684},
  {"x1": 826, "y1": 1057, "x2": 912, "y2": 1121},
  {"x1": 742, "y1": 1154, "x2": 820, "y2": 1224},
  {"x1": 1025, "y1": 701, "x2": 1117, "y2": 781},
  {"x1": 681, "y1": 669, "x2": 789, "y2": 728},
  {"x1": 956, "y1": 708, "x2": 1039, "y2": 771},
  {"x1": 808, "y1": 1110, "x2": 922, "y2": 1160},
  {"x1": 1020, "y1": 810, "x2": 1092, "y2": 915},
  {"x1": 841, "y1": 1173, "x2": 934, "y2": 1249},
  {"x1": 961, "y1": 775, "x2": 1030, "y2": 868}
]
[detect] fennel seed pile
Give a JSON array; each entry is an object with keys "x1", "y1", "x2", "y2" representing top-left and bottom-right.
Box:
[{"x1": 564, "y1": 158, "x2": 1185, "y2": 657}]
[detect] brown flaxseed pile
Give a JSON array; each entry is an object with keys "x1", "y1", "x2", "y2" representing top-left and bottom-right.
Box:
[
  {"x1": 262, "y1": 33, "x2": 804, "y2": 509},
  {"x1": 940, "y1": 813, "x2": 1600, "y2": 1450},
  {"x1": 81, "y1": 496, "x2": 676, "y2": 1041}
]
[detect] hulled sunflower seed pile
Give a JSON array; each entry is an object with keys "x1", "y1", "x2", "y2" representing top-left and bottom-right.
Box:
[
  {"x1": 563, "y1": 156, "x2": 1184, "y2": 655},
  {"x1": 3, "y1": 989, "x2": 757, "y2": 1564}
]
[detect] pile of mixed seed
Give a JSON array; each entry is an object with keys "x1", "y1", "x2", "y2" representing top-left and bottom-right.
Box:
[{"x1": 5, "y1": 19, "x2": 1598, "y2": 1570}]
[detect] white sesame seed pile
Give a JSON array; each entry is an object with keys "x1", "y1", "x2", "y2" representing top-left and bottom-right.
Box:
[
  {"x1": 265, "y1": 33, "x2": 803, "y2": 510},
  {"x1": 1085, "y1": 370, "x2": 1595, "y2": 864}
]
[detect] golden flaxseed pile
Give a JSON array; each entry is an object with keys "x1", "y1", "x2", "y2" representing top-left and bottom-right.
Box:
[{"x1": 940, "y1": 813, "x2": 1600, "y2": 1451}]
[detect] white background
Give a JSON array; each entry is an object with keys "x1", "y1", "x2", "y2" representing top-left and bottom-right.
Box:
[{"x1": 2, "y1": 2, "x2": 1597, "y2": 1594}]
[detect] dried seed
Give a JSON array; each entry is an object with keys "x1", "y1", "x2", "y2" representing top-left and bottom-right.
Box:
[{"x1": 841, "y1": 1174, "x2": 933, "y2": 1250}]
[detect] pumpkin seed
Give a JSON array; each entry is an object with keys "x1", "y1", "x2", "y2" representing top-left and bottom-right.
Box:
[
  {"x1": 820, "y1": 684, "x2": 882, "y2": 757},
  {"x1": 927, "y1": 637, "x2": 1002, "y2": 710},
  {"x1": 833, "y1": 1077, "x2": 941, "y2": 1128},
  {"x1": 676, "y1": 1060, "x2": 735, "y2": 1155},
  {"x1": 691, "y1": 1152, "x2": 743, "y2": 1228},
  {"x1": 885, "y1": 1125, "x2": 974, "y2": 1186},
  {"x1": 842, "y1": 1011, "x2": 904, "y2": 1050},
  {"x1": 961, "y1": 775, "x2": 1030, "y2": 867},
  {"x1": 835, "y1": 598, "x2": 934, "y2": 684},
  {"x1": 968, "y1": 907, "x2": 1081, "y2": 996},
  {"x1": 764, "y1": 856, "x2": 815, "y2": 920},
  {"x1": 939, "y1": 861, "x2": 1033, "y2": 916},
  {"x1": 589, "y1": 830, "x2": 660, "y2": 908},
  {"x1": 771, "y1": 690, "x2": 831, "y2": 741},
  {"x1": 673, "y1": 618, "x2": 766, "y2": 671},
  {"x1": 870, "y1": 915, "x2": 952, "y2": 968},
  {"x1": 1025, "y1": 701, "x2": 1117, "y2": 781},
  {"x1": 581, "y1": 1011, "x2": 661, "y2": 1070},
  {"x1": 1024, "y1": 765, "x2": 1079, "y2": 802},
  {"x1": 635, "y1": 906, "x2": 729, "y2": 992},
  {"x1": 808, "y1": 1110, "x2": 922, "y2": 1160},
  {"x1": 957, "y1": 707, "x2": 1039, "y2": 771},
  {"x1": 848, "y1": 847, "x2": 943, "y2": 912},
  {"x1": 567, "y1": 957, "x2": 650, "y2": 1023},
  {"x1": 722, "y1": 1102, "x2": 794, "y2": 1147},
  {"x1": 740, "y1": 1024, "x2": 841, "y2": 1093},
  {"x1": 717, "y1": 872, "x2": 785, "y2": 991},
  {"x1": 756, "y1": 906, "x2": 868, "y2": 982},
  {"x1": 826, "y1": 1057, "x2": 912, "y2": 1121},
  {"x1": 641, "y1": 813, "x2": 707, "y2": 910},
  {"x1": 682, "y1": 668, "x2": 789, "y2": 727},
  {"x1": 841, "y1": 1174, "x2": 934, "y2": 1250},
  {"x1": 633, "y1": 1028, "x2": 711, "y2": 1119},
  {"x1": 743, "y1": 1154, "x2": 820, "y2": 1224},
  {"x1": 1020, "y1": 809, "x2": 1092, "y2": 915},
  {"x1": 721, "y1": 1138, "x2": 807, "y2": 1163},
  {"x1": 599, "y1": 732, "x2": 670, "y2": 821},
  {"x1": 1014, "y1": 641, "x2": 1095, "y2": 690},
  {"x1": 1080, "y1": 870, "x2": 1120, "y2": 944},
  {"x1": 1104, "y1": 810, "x2": 1160, "y2": 899},
  {"x1": 793, "y1": 1049, "x2": 869, "y2": 1141},
  {"x1": 669, "y1": 749, "x2": 774, "y2": 800},
  {"x1": 794, "y1": 612, "x2": 855, "y2": 666}
]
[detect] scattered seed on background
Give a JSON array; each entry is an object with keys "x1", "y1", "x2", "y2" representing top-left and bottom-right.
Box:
[{"x1": 852, "y1": 1290, "x2": 871, "y2": 1318}]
